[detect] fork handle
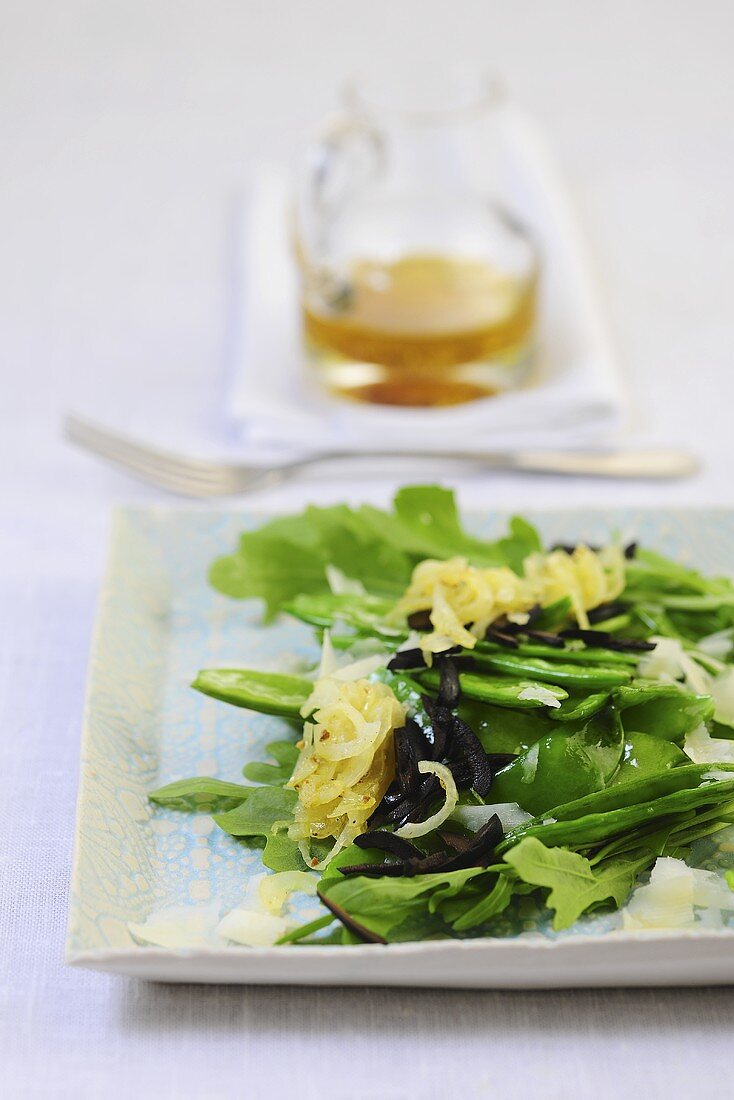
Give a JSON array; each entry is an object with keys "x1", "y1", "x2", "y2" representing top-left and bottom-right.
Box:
[{"x1": 304, "y1": 447, "x2": 699, "y2": 480}]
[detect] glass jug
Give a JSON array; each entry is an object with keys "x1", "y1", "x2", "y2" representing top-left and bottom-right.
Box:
[{"x1": 294, "y1": 69, "x2": 539, "y2": 408}]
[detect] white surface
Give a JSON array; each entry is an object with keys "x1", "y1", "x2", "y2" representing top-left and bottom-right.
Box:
[
  {"x1": 3, "y1": 0, "x2": 734, "y2": 1096},
  {"x1": 230, "y1": 115, "x2": 627, "y2": 454}
]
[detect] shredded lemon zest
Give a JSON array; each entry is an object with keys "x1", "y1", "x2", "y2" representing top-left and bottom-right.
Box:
[
  {"x1": 396, "y1": 545, "x2": 626, "y2": 653},
  {"x1": 287, "y1": 677, "x2": 405, "y2": 866}
]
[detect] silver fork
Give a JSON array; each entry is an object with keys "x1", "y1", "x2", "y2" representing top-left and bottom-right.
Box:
[{"x1": 64, "y1": 413, "x2": 699, "y2": 498}]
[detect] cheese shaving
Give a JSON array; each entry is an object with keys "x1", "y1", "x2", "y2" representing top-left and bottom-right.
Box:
[
  {"x1": 622, "y1": 857, "x2": 734, "y2": 931},
  {"x1": 287, "y1": 677, "x2": 405, "y2": 866},
  {"x1": 395, "y1": 545, "x2": 625, "y2": 653}
]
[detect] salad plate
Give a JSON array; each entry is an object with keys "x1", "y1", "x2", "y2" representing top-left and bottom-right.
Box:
[{"x1": 66, "y1": 498, "x2": 734, "y2": 986}]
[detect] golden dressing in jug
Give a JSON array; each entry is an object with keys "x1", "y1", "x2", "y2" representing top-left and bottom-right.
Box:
[{"x1": 303, "y1": 253, "x2": 537, "y2": 407}]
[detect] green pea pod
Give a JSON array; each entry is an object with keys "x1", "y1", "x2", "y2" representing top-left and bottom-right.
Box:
[
  {"x1": 192, "y1": 668, "x2": 312, "y2": 718},
  {"x1": 625, "y1": 591, "x2": 734, "y2": 611},
  {"x1": 547, "y1": 762, "x2": 734, "y2": 819},
  {"x1": 283, "y1": 592, "x2": 401, "y2": 637},
  {"x1": 476, "y1": 640, "x2": 638, "y2": 667},
  {"x1": 417, "y1": 668, "x2": 567, "y2": 708},
  {"x1": 470, "y1": 651, "x2": 631, "y2": 689},
  {"x1": 614, "y1": 680, "x2": 714, "y2": 742},
  {"x1": 499, "y1": 764, "x2": 734, "y2": 852},
  {"x1": 499, "y1": 773, "x2": 734, "y2": 854},
  {"x1": 457, "y1": 700, "x2": 555, "y2": 755},
  {"x1": 611, "y1": 731, "x2": 688, "y2": 787},
  {"x1": 585, "y1": 612, "x2": 632, "y2": 634},
  {"x1": 547, "y1": 691, "x2": 611, "y2": 722},
  {"x1": 533, "y1": 596, "x2": 573, "y2": 630},
  {"x1": 491, "y1": 704, "x2": 625, "y2": 815}
]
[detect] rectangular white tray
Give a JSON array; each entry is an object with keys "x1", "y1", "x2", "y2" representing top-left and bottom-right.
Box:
[{"x1": 67, "y1": 506, "x2": 734, "y2": 986}]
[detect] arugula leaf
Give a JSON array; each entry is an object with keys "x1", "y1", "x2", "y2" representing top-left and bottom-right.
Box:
[
  {"x1": 149, "y1": 777, "x2": 252, "y2": 813},
  {"x1": 317, "y1": 866, "x2": 490, "y2": 943},
  {"x1": 446, "y1": 875, "x2": 515, "y2": 931},
  {"x1": 243, "y1": 740, "x2": 299, "y2": 785},
  {"x1": 213, "y1": 785, "x2": 297, "y2": 837},
  {"x1": 210, "y1": 504, "x2": 412, "y2": 618},
  {"x1": 503, "y1": 837, "x2": 643, "y2": 930},
  {"x1": 212, "y1": 785, "x2": 311, "y2": 870},
  {"x1": 275, "y1": 914, "x2": 335, "y2": 945},
  {"x1": 261, "y1": 832, "x2": 306, "y2": 871},
  {"x1": 209, "y1": 485, "x2": 543, "y2": 618}
]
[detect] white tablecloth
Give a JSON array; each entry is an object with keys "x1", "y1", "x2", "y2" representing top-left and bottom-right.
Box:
[{"x1": 3, "y1": 1, "x2": 734, "y2": 1096}]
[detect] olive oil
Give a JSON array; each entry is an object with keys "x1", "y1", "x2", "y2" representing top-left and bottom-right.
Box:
[{"x1": 303, "y1": 254, "x2": 537, "y2": 407}]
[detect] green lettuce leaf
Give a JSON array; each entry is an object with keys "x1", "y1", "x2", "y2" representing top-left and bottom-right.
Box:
[
  {"x1": 317, "y1": 866, "x2": 491, "y2": 943},
  {"x1": 149, "y1": 777, "x2": 252, "y2": 813},
  {"x1": 208, "y1": 485, "x2": 542, "y2": 618},
  {"x1": 243, "y1": 740, "x2": 299, "y2": 785},
  {"x1": 503, "y1": 837, "x2": 643, "y2": 930},
  {"x1": 213, "y1": 785, "x2": 297, "y2": 837}
]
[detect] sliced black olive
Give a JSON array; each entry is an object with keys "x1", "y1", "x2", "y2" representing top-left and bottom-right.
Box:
[
  {"x1": 407, "y1": 609, "x2": 432, "y2": 631},
  {"x1": 437, "y1": 657, "x2": 461, "y2": 709},
  {"x1": 354, "y1": 830, "x2": 423, "y2": 860},
  {"x1": 387, "y1": 648, "x2": 426, "y2": 671},
  {"x1": 485, "y1": 628, "x2": 520, "y2": 649}
]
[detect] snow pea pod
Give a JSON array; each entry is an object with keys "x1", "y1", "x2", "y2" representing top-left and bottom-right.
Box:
[
  {"x1": 611, "y1": 731, "x2": 687, "y2": 787},
  {"x1": 544, "y1": 762, "x2": 734, "y2": 819},
  {"x1": 490, "y1": 704, "x2": 625, "y2": 815},
  {"x1": 417, "y1": 668, "x2": 567, "y2": 708},
  {"x1": 476, "y1": 640, "x2": 638, "y2": 667},
  {"x1": 283, "y1": 592, "x2": 402, "y2": 637},
  {"x1": 457, "y1": 700, "x2": 556, "y2": 755},
  {"x1": 192, "y1": 668, "x2": 312, "y2": 718},
  {"x1": 499, "y1": 773, "x2": 734, "y2": 853},
  {"x1": 625, "y1": 591, "x2": 734, "y2": 610},
  {"x1": 546, "y1": 691, "x2": 611, "y2": 722},
  {"x1": 470, "y1": 651, "x2": 631, "y2": 689},
  {"x1": 613, "y1": 681, "x2": 714, "y2": 742}
]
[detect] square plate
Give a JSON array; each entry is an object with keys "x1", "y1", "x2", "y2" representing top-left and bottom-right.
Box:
[{"x1": 66, "y1": 506, "x2": 734, "y2": 987}]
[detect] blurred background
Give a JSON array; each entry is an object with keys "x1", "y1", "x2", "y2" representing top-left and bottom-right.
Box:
[{"x1": 3, "y1": 0, "x2": 734, "y2": 567}]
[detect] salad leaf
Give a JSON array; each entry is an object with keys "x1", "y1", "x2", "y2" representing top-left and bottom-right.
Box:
[
  {"x1": 317, "y1": 865, "x2": 490, "y2": 943},
  {"x1": 243, "y1": 740, "x2": 299, "y2": 785},
  {"x1": 209, "y1": 485, "x2": 543, "y2": 619},
  {"x1": 611, "y1": 731, "x2": 688, "y2": 786},
  {"x1": 503, "y1": 837, "x2": 644, "y2": 930},
  {"x1": 361, "y1": 486, "x2": 540, "y2": 570},
  {"x1": 615, "y1": 681, "x2": 714, "y2": 742},
  {"x1": 149, "y1": 777, "x2": 252, "y2": 813},
  {"x1": 448, "y1": 874, "x2": 515, "y2": 932},
  {"x1": 491, "y1": 704, "x2": 625, "y2": 815},
  {"x1": 213, "y1": 786, "x2": 297, "y2": 838}
]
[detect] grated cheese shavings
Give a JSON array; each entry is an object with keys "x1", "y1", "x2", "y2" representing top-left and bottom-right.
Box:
[{"x1": 395, "y1": 545, "x2": 625, "y2": 654}]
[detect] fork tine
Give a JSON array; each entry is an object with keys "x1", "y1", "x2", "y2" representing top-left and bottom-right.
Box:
[
  {"x1": 64, "y1": 415, "x2": 241, "y2": 496},
  {"x1": 65, "y1": 415, "x2": 230, "y2": 481}
]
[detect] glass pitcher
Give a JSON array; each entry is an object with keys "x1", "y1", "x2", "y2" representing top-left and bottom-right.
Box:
[{"x1": 293, "y1": 68, "x2": 539, "y2": 408}]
